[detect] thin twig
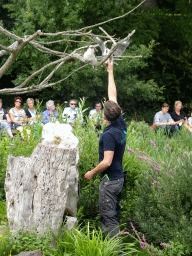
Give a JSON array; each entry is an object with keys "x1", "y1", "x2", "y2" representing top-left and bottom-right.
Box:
[
  {"x1": 33, "y1": 39, "x2": 91, "y2": 45},
  {"x1": 113, "y1": 55, "x2": 142, "y2": 58},
  {"x1": 99, "y1": 27, "x2": 116, "y2": 45},
  {"x1": 76, "y1": 0, "x2": 146, "y2": 32}
]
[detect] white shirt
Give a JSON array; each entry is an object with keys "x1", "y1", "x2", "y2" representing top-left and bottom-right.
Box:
[
  {"x1": 89, "y1": 109, "x2": 102, "y2": 121},
  {"x1": 9, "y1": 108, "x2": 25, "y2": 122},
  {"x1": 62, "y1": 107, "x2": 83, "y2": 124},
  {"x1": 188, "y1": 117, "x2": 192, "y2": 125}
]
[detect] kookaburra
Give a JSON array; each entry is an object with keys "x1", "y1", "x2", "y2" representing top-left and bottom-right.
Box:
[{"x1": 83, "y1": 46, "x2": 97, "y2": 65}]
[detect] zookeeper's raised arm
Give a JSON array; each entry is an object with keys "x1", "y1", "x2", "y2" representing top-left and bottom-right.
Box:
[{"x1": 107, "y1": 60, "x2": 117, "y2": 104}]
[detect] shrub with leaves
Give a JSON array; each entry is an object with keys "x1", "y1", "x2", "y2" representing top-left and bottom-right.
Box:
[
  {"x1": 53, "y1": 223, "x2": 138, "y2": 256},
  {"x1": 127, "y1": 132, "x2": 192, "y2": 255},
  {"x1": 0, "y1": 229, "x2": 55, "y2": 256}
]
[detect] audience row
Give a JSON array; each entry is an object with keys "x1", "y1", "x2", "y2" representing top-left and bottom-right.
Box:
[
  {"x1": 153, "y1": 101, "x2": 192, "y2": 133},
  {"x1": 2, "y1": 97, "x2": 192, "y2": 138},
  {"x1": 0, "y1": 97, "x2": 103, "y2": 137}
]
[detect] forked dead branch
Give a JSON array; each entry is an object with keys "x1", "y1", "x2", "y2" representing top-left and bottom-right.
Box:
[{"x1": 0, "y1": 0, "x2": 146, "y2": 94}]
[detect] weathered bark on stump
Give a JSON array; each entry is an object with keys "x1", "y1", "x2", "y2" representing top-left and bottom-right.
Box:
[{"x1": 5, "y1": 123, "x2": 79, "y2": 234}]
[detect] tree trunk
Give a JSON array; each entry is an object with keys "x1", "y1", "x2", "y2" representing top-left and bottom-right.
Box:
[{"x1": 4, "y1": 123, "x2": 79, "y2": 234}]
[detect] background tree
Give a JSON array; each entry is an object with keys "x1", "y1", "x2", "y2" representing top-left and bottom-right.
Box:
[{"x1": 1, "y1": 0, "x2": 191, "y2": 122}]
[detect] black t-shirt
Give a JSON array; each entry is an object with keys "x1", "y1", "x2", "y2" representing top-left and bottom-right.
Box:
[
  {"x1": 25, "y1": 109, "x2": 39, "y2": 118},
  {"x1": 99, "y1": 114, "x2": 127, "y2": 181},
  {"x1": 170, "y1": 110, "x2": 187, "y2": 122},
  {"x1": 25, "y1": 109, "x2": 32, "y2": 118}
]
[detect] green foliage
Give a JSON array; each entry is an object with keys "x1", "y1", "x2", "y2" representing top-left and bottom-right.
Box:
[
  {"x1": 0, "y1": 229, "x2": 54, "y2": 256},
  {"x1": 0, "y1": 223, "x2": 139, "y2": 256},
  {"x1": 0, "y1": 135, "x2": 11, "y2": 201},
  {"x1": 0, "y1": 0, "x2": 165, "y2": 122},
  {"x1": 0, "y1": 201, "x2": 7, "y2": 223},
  {"x1": 73, "y1": 115, "x2": 102, "y2": 226},
  {"x1": 1, "y1": 101, "x2": 192, "y2": 254},
  {"x1": 123, "y1": 126, "x2": 192, "y2": 255},
  {"x1": 53, "y1": 223, "x2": 138, "y2": 256}
]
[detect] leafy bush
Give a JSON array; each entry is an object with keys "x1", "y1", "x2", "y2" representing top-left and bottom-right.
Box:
[
  {"x1": 0, "y1": 229, "x2": 54, "y2": 256},
  {"x1": 0, "y1": 224, "x2": 139, "y2": 256},
  {"x1": 73, "y1": 117, "x2": 103, "y2": 227},
  {"x1": 1, "y1": 104, "x2": 192, "y2": 254},
  {"x1": 125, "y1": 128, "x2": 192, "y2": 255},
  {"x1": 0, "y1": 201, "x2": 7, "y2": 223}
]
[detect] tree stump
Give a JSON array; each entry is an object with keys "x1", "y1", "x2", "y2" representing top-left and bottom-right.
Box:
[{"x1": 4, "y1": 123, "x2": 79, "y2": 234}]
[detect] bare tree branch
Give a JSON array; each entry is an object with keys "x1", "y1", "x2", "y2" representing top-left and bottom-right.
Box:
[
  {"x1": 16, "y1": 57, "x2": 69, "y2": 89},
  {"x1": 30, "y1": 41, "x2": 66, "y2": 57},
  {"x1": 2, "y1": 64, "x2": 88, "y2": 95},
  {"x1": 99, "y1": 27, "x2": 116, "y2": 45},
  {"x1": 39, "y1": 61, "x2": 65, "y2": 86},
  {"x1": 76, "y1": 0, "x2": 146, "y2": 32},
  {"x1": 0, "y1": 25, "x2": 22, "y2": 42},
  {"x1": 0, "y1": 0, "x2": 146, "y2": 94},
  {"x1": 33, "y1": 39, "x2": 91, "y2": 45},
  {"x1": 113, "y1": 55, "x2": 142, "y2": 58},
  {"x1": 0, "y1": 30, "x2": 42, "y2": 79}
]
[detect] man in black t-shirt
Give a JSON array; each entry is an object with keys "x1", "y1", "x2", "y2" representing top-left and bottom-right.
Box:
[{"x1": 84, "y1": 60, "x2": 127, "y2": 238}]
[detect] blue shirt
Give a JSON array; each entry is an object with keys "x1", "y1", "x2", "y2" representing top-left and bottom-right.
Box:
[
  {"x1": 153, "y1": 111, "x2": 173, "y2": 126},
  {"x1": 42, "y1": 109, "x2": 59, "y2": 124},
  {"x1": 99, "y1": 114, "x2": 127, "y2": 181}
]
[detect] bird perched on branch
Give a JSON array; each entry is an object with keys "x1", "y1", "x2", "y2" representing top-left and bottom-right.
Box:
[
  {"x1": 112, "y1": 39, "x2": 132, "y2": 57},
  {"x1": 92, "y1": 36, "x2": 110, "y2": 57},
  {"x1": 93, "y1": 32, "x2": 134, "y2": 59},
  {"x1": 83, "y1": 46, "x2": 97, "y2": 65}
]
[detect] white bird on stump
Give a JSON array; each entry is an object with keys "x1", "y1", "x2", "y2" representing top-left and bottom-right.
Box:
[{"x1": 83, "y1": 46, "x2": 97, "y2": 65}]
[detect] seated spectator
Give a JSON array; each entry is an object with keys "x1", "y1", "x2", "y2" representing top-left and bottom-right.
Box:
[
  {"x1": 9, "y1": 96, "x2": 26, "y2": 133},
  {"x1": 188, "y1": 112, "x2": 192, "y2": 132},
  {"x1": 153, "y1": 103, "x2": 180, "y2": 133},
  {"x1": 62, "y1": 99, "x2": 82, "y2": 124},
  {"x1": 170, "y1": 101, "x2": 188, "y2": 130},
  {"x1": 25, "y1": 98, "x2": 40, "y2": 125},
  {"x1": 42, "y1": 100, "x2": 59, "y2": 125},
  {"x1": 89, "y1": 101, "x2": 102, "y2": 130},
  {"x1": 0, "y1": 98, "x2": 13, "y2": 137}
]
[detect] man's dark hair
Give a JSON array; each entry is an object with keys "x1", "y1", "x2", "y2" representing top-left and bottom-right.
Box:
[
  {"x1": 104, "y1": 100, "x2": 121, "y2": 122},
  {"x1": 14, "y1": 96, "x2": 23, "y2": 103},
  {"x1": 162, "y1": 103, "x2": 169, "y2": 108},
  {"x1": 0, "y1": 98, "x2": 2, "y2": 103},
  {"x1": 95, "y1": 101, "x2": 101, "y2": 106}
]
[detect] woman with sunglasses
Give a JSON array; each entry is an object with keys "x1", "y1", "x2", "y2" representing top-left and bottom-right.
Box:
[
  {"x1": 9, "y1": 96, "x2": 26, "y2": 131},
  {"x1": 62, "y1": 99, "x2": 79, "y2": 124}
]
